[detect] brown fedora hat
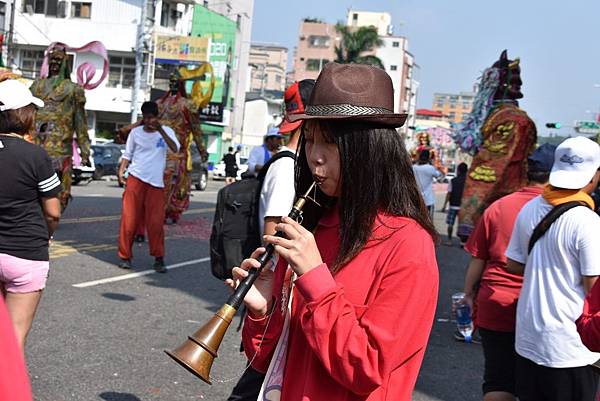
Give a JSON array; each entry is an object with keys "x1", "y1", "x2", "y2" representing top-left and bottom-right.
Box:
[{"x1": 288, "y1": 62, "x2": 408, "y2": 128}]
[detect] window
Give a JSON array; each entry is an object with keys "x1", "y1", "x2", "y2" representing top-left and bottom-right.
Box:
[
  {"x1": 275, "y1": 75, "x2": 282, "y2": 83},
  {"x1": 390, "y1": 65, "x2": 397, "y2": 71},
  {"x1": 448, "y1": 112, "x2": 456, "y2": 120},
  {"x1": 392, "y1": 41, "x2": 400, "y2": 47},
  {"x1": 161, "y1": 2, "x2": 180, "y2": 28},
  {"x1": 300, "y1": 57, "x2": 305, "y2": 61},
  {"x1": 353, "y1": 13, "x2": 358, "y2": 20},
  {"x1": 71, "y1": 2, "x2": 91, "y2": 18},
  {"x1": 22, "y1": 0, "x2": 63, "y2": 17},
  {"x1": 306, "y1": 59, "x2": 327, "y2": 71},
  {"x1": 307, "y1": 35, "x2": 330, "y2": 48},
  {"x1": 107, "y1": 56, "x2": 136, "y2": 88},
  {"x1": 19, "y1": 49, "x2": 44, "y2": 79}
]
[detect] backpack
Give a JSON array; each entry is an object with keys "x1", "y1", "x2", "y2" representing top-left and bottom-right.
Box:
[{"x1": 209, "y1": 150, "x2": 296, "y2": 280}]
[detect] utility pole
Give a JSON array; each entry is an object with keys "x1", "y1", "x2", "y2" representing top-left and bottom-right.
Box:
[
  {"x1": 7, "y1": 0, "x2": 16, "y2": 69},
  {"x1": 131, "y1": 0, "x2": 148, "y2": 123}
]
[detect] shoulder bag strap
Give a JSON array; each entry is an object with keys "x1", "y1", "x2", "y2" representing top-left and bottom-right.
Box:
[{"x1": 528, "y1": 201, "x2": 589, "y2": 254}]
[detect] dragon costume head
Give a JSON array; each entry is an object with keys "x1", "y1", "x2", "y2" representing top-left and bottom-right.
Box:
[{"x1": 492, "y1": 50, "x2": 523, "y2": 101}]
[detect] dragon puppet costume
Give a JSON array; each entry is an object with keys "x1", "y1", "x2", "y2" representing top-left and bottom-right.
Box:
[{"x1": 454, "y1": 50, "x2": 537, "y2": 240}]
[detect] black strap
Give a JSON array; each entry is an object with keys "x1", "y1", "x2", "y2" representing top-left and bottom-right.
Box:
[
  {"x1": 528, "y1": 201, "x2": 589, "y2": 254},
  {"x1": 256, "y1": 150, "x2": 296, "y2": 182}
]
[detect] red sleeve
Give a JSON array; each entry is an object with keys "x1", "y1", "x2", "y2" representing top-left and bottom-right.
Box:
[
  {"x1": 242, "y1": 259, "x2": 287, "y2": 373},
  {"x1": 464, "y1": 208, "x2": 491, "y2": 260},
  {"x1": 0, "y1": 297, "x2": 33, "y2": 401},
  {"x1": 577, "y1": 280, "x2": 600, "y2": 351},
  {"x1": 294, "y1": 232, "x2": 439, "y2": 395}
]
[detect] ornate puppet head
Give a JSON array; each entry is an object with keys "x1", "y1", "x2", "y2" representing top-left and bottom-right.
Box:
[
  {"x1": 47, "y1": 44, "x2": 69, "y2": 80},
  {"x1": 492, "y1": 50, "x2": 523, "y2": 101},
  {"x1": 417, "y1": 132, "x2": 431, "y2": 147},
  {"x1": 168, "y1": 71, "x2": 188, "y2": 97}
]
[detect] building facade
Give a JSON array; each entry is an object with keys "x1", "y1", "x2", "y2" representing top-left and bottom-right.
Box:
[
  {"x1": 290, "y1": 19, "x2": 338, "y2": 81},
  {"x1": 248, "y1": 43, "x2": 287, "y2": 94},
  {"x1": 432, "y1": 91, "x2": 475, "y2": 124},
  {"x1": 9, "y1": 0, "x2": 198, "y2": 142},
  {"x1": 346, "y1": 10, "x2": 392, "y2": 36}
]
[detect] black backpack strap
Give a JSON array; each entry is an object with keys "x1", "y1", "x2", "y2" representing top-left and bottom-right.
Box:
[
  {"x1": 256, "y1": 150, "x2": 296, "y2": 182},
  {"x1": 528, "y1": 201, "x2": 589, "y2": 254}
]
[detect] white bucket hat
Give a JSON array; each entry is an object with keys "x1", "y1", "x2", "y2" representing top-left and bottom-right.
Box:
[
  {"x1": 0, "y1": 79, "x2": 44, "y2": 111},
  {"x1": 549, "y1": 136, "x2": 600, "y2": 190}
]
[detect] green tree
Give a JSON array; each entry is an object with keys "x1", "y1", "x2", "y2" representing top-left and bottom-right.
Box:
[{"x1": 334, "y1": 23, "x2": 384, "y2": 69}]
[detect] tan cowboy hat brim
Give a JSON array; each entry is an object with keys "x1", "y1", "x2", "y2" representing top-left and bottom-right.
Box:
[{"x1": 288, "y1": 112, "x2": 408, "y2": 128}]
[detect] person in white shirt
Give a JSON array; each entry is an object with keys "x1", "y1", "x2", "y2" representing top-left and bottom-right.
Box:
[
  {"x1": 227, "y1": 79, "x2": 315, "y2": 401},
  {"x1": 117, "y1": 101, "x2": 179, "y2": 272},
  {"x1": 506, "y1": 136, "x2": 600, "y2": 401},
  {"x1": 412, "y1": 149, "x2": 443, "y2": 218}
]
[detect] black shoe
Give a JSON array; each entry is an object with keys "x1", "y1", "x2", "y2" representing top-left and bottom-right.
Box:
[
  {"x1": 153, "y1": 257, "x2": 167, "y2": 273},
  {"x1": 135, "y1": 234, "x2": 145, "y2": 243},
  {"x1": 453, "y1": 329, "x2": 481, "y2": 344},
  {"x1": 118, "y1": 259, "x2": 132, "y2": 269}
]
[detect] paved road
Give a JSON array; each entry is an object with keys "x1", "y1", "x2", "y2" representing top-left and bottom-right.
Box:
[{"x1": 26, "y1": 179, "x2": 483, "y2": 401}]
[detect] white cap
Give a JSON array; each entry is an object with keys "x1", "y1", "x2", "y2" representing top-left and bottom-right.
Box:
[
  {"x1": 549, "y1": 136, "x2": 600, "y2": 189},
  {"x1": 0, "y1": 79, "x2": 44, "y2": 111}
]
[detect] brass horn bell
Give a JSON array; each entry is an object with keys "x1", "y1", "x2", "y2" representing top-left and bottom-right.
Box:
[{"x1": 165, "y1": 304, "x2": 236, "y2": 385}]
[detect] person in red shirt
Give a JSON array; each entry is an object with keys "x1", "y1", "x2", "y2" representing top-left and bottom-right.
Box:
[
  {"x1": 462, "y1": 143, "x2": 555, "y2": 401},
  {"x1": 226, "y1": 62, "x2": 439, "y2": 401},
  {"x1": 0, "y1": 295, "x2": 33, "y2": 401}
]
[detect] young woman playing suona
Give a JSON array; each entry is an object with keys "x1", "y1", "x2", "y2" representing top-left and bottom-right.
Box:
[{"x1": 227, "y1": 63, "x2": 439, "y2": 401}]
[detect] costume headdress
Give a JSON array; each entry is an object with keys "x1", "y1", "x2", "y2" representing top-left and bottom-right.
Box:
[
  {"x1": 40, "y1": 41, "x2": 108, "y2": 90},
  {"x1": 169, "y1": 64, "x2": 216, "y2": 109}
]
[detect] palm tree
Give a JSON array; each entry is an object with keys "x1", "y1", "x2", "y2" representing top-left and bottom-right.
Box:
[{"x1": 334, "y1": 23, "x2": 384, "y2": 70}]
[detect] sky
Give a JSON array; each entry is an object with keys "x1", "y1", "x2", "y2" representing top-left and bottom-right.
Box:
[{"x1": 250, "y1": 0, "x2": 600, "y2": 136}]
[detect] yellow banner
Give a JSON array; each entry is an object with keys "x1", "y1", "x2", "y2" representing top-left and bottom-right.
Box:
[{"x1": 155, "y1": 35, "x2": 209, "y2": 63}]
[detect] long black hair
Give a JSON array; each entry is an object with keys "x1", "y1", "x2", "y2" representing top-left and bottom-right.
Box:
[{"x1": 295, "y1": 120, "x2": 437, "y2": 271}]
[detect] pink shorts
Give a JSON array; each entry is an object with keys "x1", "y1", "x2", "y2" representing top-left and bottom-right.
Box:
[{"x1": 0, "y1": 253, "x2": 49, "y2": 293}]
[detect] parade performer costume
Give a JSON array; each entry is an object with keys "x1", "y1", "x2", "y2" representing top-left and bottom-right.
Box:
[
  {"x1": 157, "y1": 68, "x2": 211, "y2": 223},
  {"x1": 30, "y1": 41, "x2": 108, "y2": 210},
  {"x1": 411, "y1": 132, "x2": 436, "y2": 162},
  {"x1": 454, "y1": 50, "x2": 536, "y2": 239}
]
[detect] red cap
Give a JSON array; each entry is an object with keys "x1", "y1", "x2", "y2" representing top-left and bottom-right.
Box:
[{"x1": 279, "y1": 82, "x2": 304, "y2": 134}]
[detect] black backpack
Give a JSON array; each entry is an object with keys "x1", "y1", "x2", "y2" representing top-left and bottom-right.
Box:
[{"x1": 209, "y1": 150, "x2": 295, "y2": 280}]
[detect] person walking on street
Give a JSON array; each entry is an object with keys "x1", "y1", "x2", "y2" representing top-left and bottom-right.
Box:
[
  {"x1": 413, "y1": 149, "x2": 444, "y2": 218},
  {"x1": 117, "y1": 101, "x2": 179, "y2": 273},
  {"x1": 223, "y1": 146, "x2": 238, "y2": 185},
  {"x1": 506, "y1": 137, "x2": 600, "y2": 401},
  {"x1": 228, "y1": 63, "x2": 438, "y2": 401},
  {"x1": 441, "y1": 162, "x2": 468, "y2": 246},
  {"x1": 0, "y1": 79, "x2": 61, "y2": 350},
  {"x1": 462, "y1": 144, "x2": 555, "y2": 401}
]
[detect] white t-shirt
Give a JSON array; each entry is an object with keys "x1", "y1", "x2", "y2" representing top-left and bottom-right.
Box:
[
  {"x1": 258, "y1": 147, "x2": 295, "y2": 237},
  {"x1": 412, "y1": 164, "x2": 442, "y2": 206},
  {"x1": 123, "y1": 125, "x2": 179, "y2": 188},
  {"x1": 506, "y1": 195, "x2": 600, "y2": 368}
]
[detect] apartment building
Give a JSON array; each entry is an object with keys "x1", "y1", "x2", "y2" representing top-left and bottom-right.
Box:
[
  {"x1": 290, "y1": 19, "x2": 338, "y2": 81},
  {"x1": 248, "y1": 43, "x2": 287, "y2": 94},
  {"x1": 432, "y1": 92, "x2": 475, "y2": 124},
  {"x1": 346, "y1": 9, "x2": 392, "y2": 36}
]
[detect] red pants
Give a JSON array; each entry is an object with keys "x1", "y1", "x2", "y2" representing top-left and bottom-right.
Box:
[{"x1": 118, "y1": 175, "x2": 165, "y2": 260}]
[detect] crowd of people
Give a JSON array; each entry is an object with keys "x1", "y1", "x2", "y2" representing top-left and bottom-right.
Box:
[{"x1": 4, "y1": 45, "x2": 600, "y2": 401}]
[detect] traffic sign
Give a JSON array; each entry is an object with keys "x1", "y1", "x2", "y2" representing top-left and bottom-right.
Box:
[{"x1": 574, "y1": 120, "x2": 600, "y2": 135}]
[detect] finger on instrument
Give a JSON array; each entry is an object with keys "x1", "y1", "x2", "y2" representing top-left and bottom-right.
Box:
[
  {"x1": 275, "y1": 220, "x2": 301, "y2": 239},
  {"x1": 263, "y1": 235, "x2": 293, "y2": 249},
  {"x1": 250, "y1": 247, "x2": 266, "y2": 259},
  {"x1": 240, "y1": 257, "x2": 262, "y2": 271},
  {"x1": 281, "y1": 216, "x2": 307, "y2": 233},
  {"x1": 232, "y1": 267, "x2": 249, "y2": 280}
]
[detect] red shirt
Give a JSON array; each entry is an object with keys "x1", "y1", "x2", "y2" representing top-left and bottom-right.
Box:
[
  {"x1": 577, "y1": 281, "x2": 600, "y2": 352},
  {"x1": 243, "y1": 209, "x2": 439, "y2": 401},
  {"x1": 0, "y1": 297, "x2": 33, "y2": 401},
  {"x1": 465, "y1": 186, "x2": 543, "y2": 332}
]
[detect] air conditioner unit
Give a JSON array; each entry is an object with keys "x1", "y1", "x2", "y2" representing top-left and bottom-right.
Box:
[{"x1": 170, "y1": 9, "x2": 182, "y2": 20}]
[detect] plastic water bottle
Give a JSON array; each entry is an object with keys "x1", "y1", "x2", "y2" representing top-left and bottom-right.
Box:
[{"x1": 452, "y1": 292, "x2": 474, "y2": 343}]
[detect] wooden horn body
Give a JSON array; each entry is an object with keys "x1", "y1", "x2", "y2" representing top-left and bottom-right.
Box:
[{"x1": 165, "y1": 304, "x2": 236, "y2": 385}]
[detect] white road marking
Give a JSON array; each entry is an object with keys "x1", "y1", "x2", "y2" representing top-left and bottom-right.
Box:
[{"x1": 72, "y1": 257, "x2": 210, "y2": 288}]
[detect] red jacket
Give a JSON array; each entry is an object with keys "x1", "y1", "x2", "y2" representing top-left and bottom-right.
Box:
[
  {"x1": 577, "y1": 280, "x2": 600, "y2": 351},
  {"x1": 0, "y1": 296, "x2": 33, "y2": 401},
  {"x1": 243, "y1": 210, "x2": 439, "y2": 401}
]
